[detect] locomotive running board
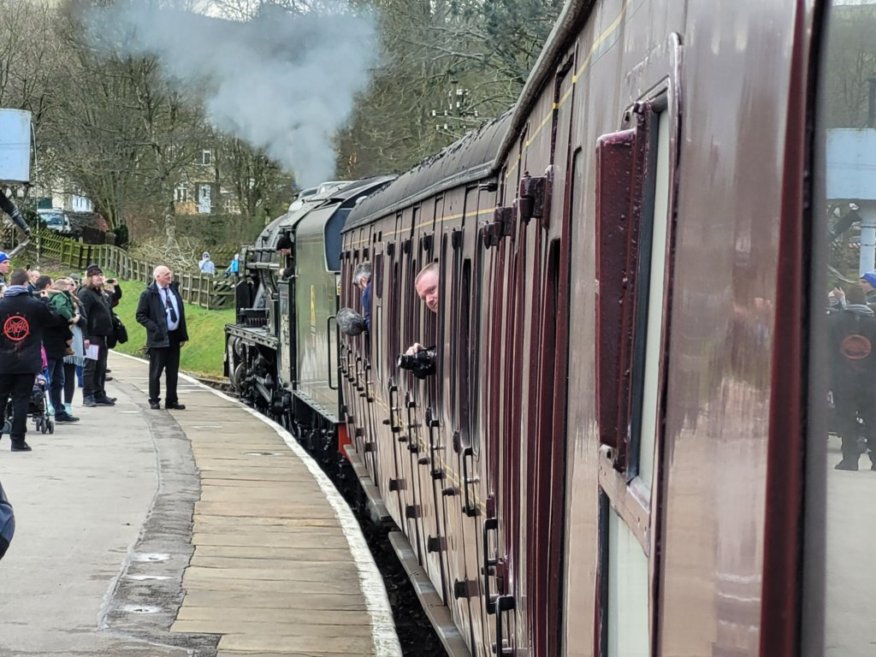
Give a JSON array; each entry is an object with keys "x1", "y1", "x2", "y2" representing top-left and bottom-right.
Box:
[
  {"x1": 388, "y1": 531, "x2": 472, "y2": 657},
  {"x1": 343, "y1": 444, "x2": 391, "y2": 525}
]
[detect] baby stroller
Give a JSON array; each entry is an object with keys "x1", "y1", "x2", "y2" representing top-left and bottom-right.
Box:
[
  {"x1": 0, "y1": 376, "x2": 54, "y2": 436},
  {"x1": 30, "y1": 374, "x2": 53, "y2": 435}
]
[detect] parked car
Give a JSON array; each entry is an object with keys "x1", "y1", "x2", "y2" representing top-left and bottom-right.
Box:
[{"x1": 37, "y1": 209, "x2": 75, "y2": 236}]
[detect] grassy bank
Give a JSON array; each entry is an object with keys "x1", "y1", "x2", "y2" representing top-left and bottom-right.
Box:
[{"x1": 111, "y1": 278, "x2": 233, "y2": 379}]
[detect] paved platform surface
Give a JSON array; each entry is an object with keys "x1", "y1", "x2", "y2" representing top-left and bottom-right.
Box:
[{"x1": 0, "y1": 352, "x2": 400, "y2": 657}]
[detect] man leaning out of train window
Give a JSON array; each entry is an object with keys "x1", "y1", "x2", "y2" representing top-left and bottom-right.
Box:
[
  {"x1": 398, "y1": 263, "x2": 438, "y2": 379},
  {"x1": 353, "y1": 262, "x2": 372, "y2": 332},
  {"x1": 276, "y1": 234, "x2": 294, "y2": 279}
]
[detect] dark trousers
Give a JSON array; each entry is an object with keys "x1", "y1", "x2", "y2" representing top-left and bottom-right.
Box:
[
  {"x1": 83, "y1": 337, "x2": 108, "y2": 400},
  {"x1": 0, "y1": 373, "x2": 36, "y2": 442},
  {"x1": 834, "y1": 387, "x2": 876, "y2": 462},
  {"x1": 148, "y1": 331, "x2": 182, "y2": 405},
  {"x1": 46, "y1": 358, "x2": 65, "y2": 413},
  {"x1": 63, "y1": 363, "x2": 77, "y2": 404}
]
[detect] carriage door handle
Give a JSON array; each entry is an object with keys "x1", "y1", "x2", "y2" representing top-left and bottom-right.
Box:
[
  {"x1": 426, "y1": 408, "x2": 443, "y2": 479},
  {"x1": 483, "y1": 517, "x2": 499, "y2": 614},
  {"x1": 383, "y1": 384, "x2": 400, "y2": 433},
  {"x1": 339, "y1": 343, "x2": 347, "y2": 378},
  {"x1": 355, "y1": 355, "x2": 364, "y2": 393},
  {"x1": 493, "y1": 595, "x2": 516, "y2": 656},
  {"x1": 345, "y1": 348, "x2": 354, "y2": 382},
  {"x1": 363, "y1": 362, "x2": 373, "y2": 402},
  {"x1": 461, "y1": 443, "x2": 479, "y2": 517}
]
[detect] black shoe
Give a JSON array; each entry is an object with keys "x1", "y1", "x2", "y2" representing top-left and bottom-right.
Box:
[
  {"x1": 11, "y1": 441, "x2": 31, "y2": 452},
  {"x1": 835, "y1": 459, "x2": 859, "y2": 471},
  {"x1": 55, "y1": 413, "x2": 80, "y2": 423},
  {"x1": 149, "y1": 401, "x2": 161, "y2": 410},
  {"x1": 83, "y1": 397, "x2": 97, "y2": 408},
  {"x1": 165, "y1": 402, "x2": 186, "y2": 410},
  {"x1": 94, "y1": 397, "x2": 116, "y2": 406},
  {"x1": 105, "y1": 376, "x2": 113, "y2": 382}
]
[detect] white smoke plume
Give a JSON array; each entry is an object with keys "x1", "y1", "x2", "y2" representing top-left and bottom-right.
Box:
[{"x1": 87, "y1": 0, "x2": 377, "y2": 186}]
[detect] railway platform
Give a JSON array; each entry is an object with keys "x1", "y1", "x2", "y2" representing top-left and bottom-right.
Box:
[{"x1": 0, "y1": 352, "x2": 401, "y2": 657}]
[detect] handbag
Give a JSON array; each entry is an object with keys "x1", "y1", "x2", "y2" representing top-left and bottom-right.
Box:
[{"x1": 112, "y1": 313, "x2": 128, "y2": 344}]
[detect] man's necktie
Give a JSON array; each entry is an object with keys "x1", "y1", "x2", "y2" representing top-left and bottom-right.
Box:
[{"x1": 164, "y1": 288, "x2": 178, "y2": 323}]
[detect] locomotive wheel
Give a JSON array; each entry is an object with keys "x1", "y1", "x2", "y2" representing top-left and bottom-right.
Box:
[{"x1": 232, "y1": 362, "x2": 246, "y2": 392}]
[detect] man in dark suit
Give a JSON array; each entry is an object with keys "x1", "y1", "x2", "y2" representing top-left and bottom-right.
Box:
[
  {"x1": 135, "y1": 265, "x2": 188, "y2": 410},
  {"x1": 0, "y1": 269, "x2": 63, "y2": 451}
]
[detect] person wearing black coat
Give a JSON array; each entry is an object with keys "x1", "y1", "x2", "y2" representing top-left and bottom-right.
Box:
[
  {"x1": 0, "y1": 269, "x2": 64, "y2": 451},
  {"x1": 136, "y1": 265, "x2": 188, "y2": 410},
  {"x1": 77, "y1": 264, "x2": 115, "y2": 407},
  {"x1": 829, "y1": 286, "x2": 876, "y2": 470}
]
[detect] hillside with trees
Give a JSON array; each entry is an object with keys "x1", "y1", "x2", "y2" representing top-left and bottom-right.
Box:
[{"x1": 0, "y1": 0, "x2": 562, "y2": 261}]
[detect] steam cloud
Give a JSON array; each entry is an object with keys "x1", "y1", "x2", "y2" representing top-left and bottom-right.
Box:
[{"x1": 88, "y1": 1, "x2": 377, "y2": 187}]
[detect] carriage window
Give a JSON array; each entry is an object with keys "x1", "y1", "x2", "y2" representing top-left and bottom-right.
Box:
[
  {"x1": 634, "y1": 109, "x2": 671, "y2": 492},
  {"x1": 458, "y1": 258, "x2": 473, "y2": 447},
  {"x1": 389, "y1": 258, "x2": 400, "y2": 376},
  {"x1": 374, "y1": 253, "x2": 383, "y2": 300},
  {"x1": 596, "y1": 94, "x2": 672, "y2": 489},
  {"x1": 807, "y1": 4, "x2": 876, "y2": 654}
]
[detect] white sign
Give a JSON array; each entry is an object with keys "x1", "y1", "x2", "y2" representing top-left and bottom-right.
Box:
[{"x1": 0, "y1": 109, "x2": 32, "y2": 183}]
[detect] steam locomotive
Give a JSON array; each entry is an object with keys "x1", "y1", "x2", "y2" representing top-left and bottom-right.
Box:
[{"x1": 226, "y1": 0, "x2": 862, "y2": 655}]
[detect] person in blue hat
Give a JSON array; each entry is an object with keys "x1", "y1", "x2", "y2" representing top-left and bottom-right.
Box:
[
  {"x1": 859, "y1": 272, "x2": 876, "y2": 306},
  {"x1": 0, "y1": 252, "x2": 9, "y2": 296}
]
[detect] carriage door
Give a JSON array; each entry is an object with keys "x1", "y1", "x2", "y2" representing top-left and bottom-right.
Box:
[
  {"x1": 456, "y1": 186, "x2": 488, "y2": 655},
  {"x1": 437, "y1": 229, "x2": 476, "y2": 648},
  {"x1": 480, "y1": 189, "x2": 510, "y2": 653},
  {"x1": 594, "y1": 86, "x2": 676, "y2": 656},
  {"x1": 364, "y1": 245, "x2": 384, "y2": 484},
  {"x1": 416, "y1": 219, "x2": 448, "y2": 602},
  {"x1": 384, "y1": 234, "x2": 405, "y2": 526},
  {"x1": 400, "y1": 230, "x2": 428, "y2": 564}
]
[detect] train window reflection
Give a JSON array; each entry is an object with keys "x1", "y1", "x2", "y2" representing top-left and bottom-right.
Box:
[
  {"x1": 811, "y1": 3, "x2": 876, "y2": 655},
  {"x1": 607, "y1": 505, "x2": 650, "y2": 657}
]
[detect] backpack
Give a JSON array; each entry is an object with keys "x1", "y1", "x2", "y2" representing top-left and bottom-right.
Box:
[{"x1": 0, "y1": 481, "x2": 14, "y2": 559}]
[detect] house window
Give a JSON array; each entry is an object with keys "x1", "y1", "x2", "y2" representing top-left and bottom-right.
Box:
[
  {"x1": 200, "y1": 149, "x2": 212, "y2": 166},
  {"x1": 224, "y1": 198, "x2": 240, "y2": 214},
  {"x1": 175, "y1": 183, "x2": 188, "y2": 203}
]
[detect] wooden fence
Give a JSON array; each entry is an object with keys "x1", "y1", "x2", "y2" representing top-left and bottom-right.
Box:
[{"x1": 30, "y1": 230, "x2": 235, "y2": 310}]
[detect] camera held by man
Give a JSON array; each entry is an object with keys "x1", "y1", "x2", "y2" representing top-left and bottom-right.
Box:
[{"x1": 397, "y1": 346, "x2": 437, "y2": 379}]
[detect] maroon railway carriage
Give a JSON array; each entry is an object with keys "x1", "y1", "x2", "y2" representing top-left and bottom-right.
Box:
[{"x1": 339, "y1": 0, "x2": 857, "y2": 655}]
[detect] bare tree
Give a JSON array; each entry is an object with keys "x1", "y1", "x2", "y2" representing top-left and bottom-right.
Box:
[
  {"x1": 216, "y1": 135, "x2": 293, "y2": 223},
  {"x1": 824, "y1": 5, "x2": 876, "y2": 128}
]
